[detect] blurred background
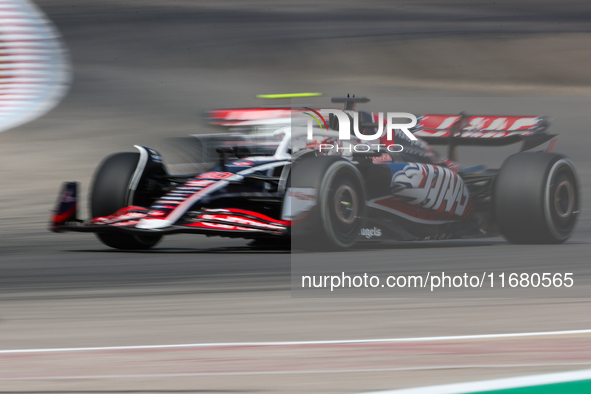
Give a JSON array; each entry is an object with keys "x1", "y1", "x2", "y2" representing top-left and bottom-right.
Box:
[{"x1": 2, "y1": 0, "x2": 591, "y2": 392}]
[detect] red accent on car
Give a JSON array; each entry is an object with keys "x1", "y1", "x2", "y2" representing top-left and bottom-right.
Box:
[
  {"x1": 197, "y1": 172, "x2": 235, "y2": 180},
  {"x1": 209, "y1": 208, "x2": 291, "y2": 226},
  {"x1": 51, "y1": 205, "x2": 77, "y2": 223}
]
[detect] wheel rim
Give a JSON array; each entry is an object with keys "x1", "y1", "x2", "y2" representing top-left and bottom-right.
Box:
[
  {"x1": 545, "y1": 159, "x2": 579, "y2": 240},
  {"x1": 333, "y1": 184, "x2": 358, "y2": 225},
  {"x1": 554, "y1": 179, "x2": 575, "y2": 219}
]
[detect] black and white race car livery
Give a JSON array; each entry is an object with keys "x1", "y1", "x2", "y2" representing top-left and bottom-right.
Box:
[{"x1": 50, "y1": 97, "x2": 579, "y2": 250}]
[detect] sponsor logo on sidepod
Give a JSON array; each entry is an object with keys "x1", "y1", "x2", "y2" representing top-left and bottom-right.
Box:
[{"x1": 391, "y1": 163, "x2": 470, "y2": 217}]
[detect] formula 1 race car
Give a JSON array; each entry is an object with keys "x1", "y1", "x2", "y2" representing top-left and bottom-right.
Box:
[{"x1": 50, "y1": 96, "x2": 580, "y2": 250}]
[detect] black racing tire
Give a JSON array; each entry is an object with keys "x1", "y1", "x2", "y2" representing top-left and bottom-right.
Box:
[
  {"x1": 493, "y1": 152, "x2": 579, "y2": 244},
  {"x1": 309, "y1": 160, "x2": 366, "y2": 250},
  {"x1": 319, "y1": 160, "x2": 366, "y2": 249},
  {"x1": 290, "y1": 156, "x2": 366, "y2": 250},
  {"x1": 90, "y1": 152, "x2": 162, "y2": 250}
]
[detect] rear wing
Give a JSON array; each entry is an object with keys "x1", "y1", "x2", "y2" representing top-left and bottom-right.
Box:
[
  {"x1": 208, "y1": 92, "x2": 323, "y2": 130},
  {"x1": 412, "y1": 114, "x2": 556, "y2": 160},
  {"x1": 208, "y1": 109, "x2": 558, "y2": 160},
  {"x1": 208, "y1": 108, "x2": 293, "y2": 131},
  {"x1": 208, "y1": 107, "x2": 333, "y2": 132}
]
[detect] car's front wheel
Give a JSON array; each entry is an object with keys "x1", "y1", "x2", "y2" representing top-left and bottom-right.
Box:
[{"x1": 90, "y1": 152, "x2": 162, "y2": 250}]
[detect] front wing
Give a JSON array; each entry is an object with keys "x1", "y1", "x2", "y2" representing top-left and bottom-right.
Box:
[{"x1": 50, "y1": 182, "x2": 290, "y2": 239}]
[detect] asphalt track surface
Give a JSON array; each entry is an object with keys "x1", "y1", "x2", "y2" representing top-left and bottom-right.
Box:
[{"x1": 2, "y1": 1, "x2": 591, "y2": 392}]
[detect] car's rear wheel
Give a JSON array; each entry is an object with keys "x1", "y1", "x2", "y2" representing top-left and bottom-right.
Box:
[
  {"x1": 90, "y1": 152, "x2": 162, "y2": 250},
  {"x1": 493, "y1": 152, "x2": 579, "y2": 244}
]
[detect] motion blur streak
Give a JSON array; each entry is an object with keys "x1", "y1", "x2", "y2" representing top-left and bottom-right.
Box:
[
  {"x1": 0, "y1": 0, "x2": 70, "y2": 133},
  {"x1": 2, "y1": 334, "x2": 591, "y2": 381},
  {"x1": 3, "y1": 327, "x2": 591, "y2": 354}
]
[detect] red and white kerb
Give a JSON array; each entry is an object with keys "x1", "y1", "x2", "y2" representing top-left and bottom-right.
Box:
[{"x1": 0, "y1": 0, "x2": 70, "y2": 133}]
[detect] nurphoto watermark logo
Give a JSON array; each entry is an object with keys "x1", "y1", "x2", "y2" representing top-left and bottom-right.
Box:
[{"x1": 304, "y1": 109, "x2": 417, "y2": 154}]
